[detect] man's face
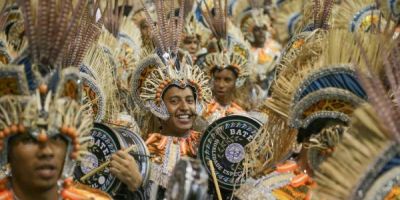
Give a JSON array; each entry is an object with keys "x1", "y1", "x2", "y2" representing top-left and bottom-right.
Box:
[
  {"x1": 212, "y1": 69, "x2": 237, "y2": 100},
  {"x1": 252, "y1": 26, "x2": 267, "y2": 46},
  {"x1": 9, "y1": 134, "x2": 68, "y2": 191},
  {"x1": 182, "y1": 36, "x2": 200, "y2": 55},
  {"x1": 162, "y1": 86, "x2": 196, "y2": 135}
]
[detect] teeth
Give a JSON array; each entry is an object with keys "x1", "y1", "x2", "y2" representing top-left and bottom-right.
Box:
[{"x1": 177, "y1": 115, "x2": 189, "y2": 119}]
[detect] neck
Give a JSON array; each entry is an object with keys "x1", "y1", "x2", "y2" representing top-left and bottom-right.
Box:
[
  {"x1": 161, "y1": 129, "x2": 190, "y2": 138},
  {"x1": 215, "y1": 95, "x2": 232, "y2": 107},
  {"x1": 251, "y1": 42, "x2": 264, "y2": 48},
  {"x1": 11, "y1": 179, "x2": 59, "y2": 200}
]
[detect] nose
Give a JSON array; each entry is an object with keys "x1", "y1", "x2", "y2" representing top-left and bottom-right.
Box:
[
  {"x1": 214, "y1": 80, "x2": 226, "y2": 90},
  {"x1": 37, "y1": 142, "x2": 55, "y2": 159},
  {"x1": 179, "y1": 100, "x2": 190, "y2": 111}
]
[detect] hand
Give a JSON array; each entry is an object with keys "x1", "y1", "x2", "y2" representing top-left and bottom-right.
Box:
[{"x1": 110, "y1": 150, "x2": 142, "y2": 192}]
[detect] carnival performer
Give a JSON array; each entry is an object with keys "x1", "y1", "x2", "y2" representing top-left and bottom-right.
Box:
[
  {"x1": 181, "y1": 14, "x2": 203, "y2": 64},
  {"x1": 232, "y1": 0, "x2": 282, "y2": 93},
  {"x1": 0, "y1": 0, "x2": 112, "y2": 199},
  {"x1": 130, "y1": 0, "x2": 212, "y2": 198},
  {"x1": 199, "y1": 0, "x2": 251, "y2": 123}
]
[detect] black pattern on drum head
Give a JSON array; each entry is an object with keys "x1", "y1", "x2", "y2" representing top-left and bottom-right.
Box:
[{"x1": 198, "y1": 115, "x2": 262, "y2": 191}]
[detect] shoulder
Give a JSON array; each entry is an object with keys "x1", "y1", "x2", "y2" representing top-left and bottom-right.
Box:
[{"x1": 62, "y1": 183, "x2": 112, "y2": 200}]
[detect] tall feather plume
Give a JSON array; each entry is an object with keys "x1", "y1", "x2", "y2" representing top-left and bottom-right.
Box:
[
  {"x1": 48, "y1": 0, "x2": 72, "y2": 64},
  {"x1": 141, "y1": 0, "x2": 185, "y2": 59},
  {"x1": 16, "y1": 0, "x2": 89, "y2": 67},
  {"x1": 62, "y1": 4, "x2": 102, "y2": 67},
  {"x1": 320, "y1": 0, "x2": 334, "y2": 29},
  {"x1": 18, "y1": 0, "x2": 38, "y2": 63},
  {"x1": 201, "y1": 0, "x2": 227, "y2": 41},
  {"x1": 355, "y1": 35, "x2": 400, "y2": 142},
  {"x1": 102, "y1": 0, "x2": 127, "y2": 37},
  {"x1": 53, "y1": 0, "x2": 88, "y2": 65},
  {"x1": 0, "y1": 0, "x2": 12, "y2": 31},
  {"x1": 313, "y1": 0, "x2": 321, "y2": 29}
]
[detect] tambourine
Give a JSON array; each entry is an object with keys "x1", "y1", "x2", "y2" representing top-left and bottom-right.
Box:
[
  {"x1": 73, "y1": 123, "x2": 150, "y2": 196},
  {"x1": 166, "y1": 158, "x2": 209, "y2": 200},
  {"x1": 198, "y1": 115, "x2": 262, "y2": 191}
]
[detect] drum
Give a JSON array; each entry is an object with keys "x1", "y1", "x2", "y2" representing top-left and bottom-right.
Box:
[
  {"x1": 198, "y1": 115, "x2": 262, "y2": 191},
  {"x1": 74, "y1": 123, "x2": 150, "y2": 197},
  {"x1": 166, "y1": 158, "x2": 209, "y2": 200}
]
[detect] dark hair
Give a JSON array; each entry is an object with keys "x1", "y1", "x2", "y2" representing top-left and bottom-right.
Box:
[
  {"x1": 297, "y1": 118, "x2": 347, "y2": 143},
  {"x1": 161, "y1": 84, "x2": 197, "y2": 100},
  {"x1": 211, "y1": 66, "x2": 239, "y2": 78}
]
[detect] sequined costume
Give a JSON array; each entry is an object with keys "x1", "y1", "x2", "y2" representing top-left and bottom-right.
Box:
[{"x1": 145, "y1": 131, "x2": 201, "y2": 187}]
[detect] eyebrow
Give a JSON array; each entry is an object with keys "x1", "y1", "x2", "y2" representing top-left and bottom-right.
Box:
[{"x1": 168, "y1": 95, "x2": 195, "y2": 99}]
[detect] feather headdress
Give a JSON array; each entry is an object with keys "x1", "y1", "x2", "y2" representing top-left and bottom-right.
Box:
[
  {"x1": 231, "y1": 0, "x2": 272, "y2": 43},
  {"x1": 313, "y1": 34, "x2": 400, "y2": 199},
  {"x1": 297, "y1": 0, "x2": 336, "y2": 32},
  {"x1": 0, "y1": 0, "x2": 101, "y2": 180},
  {"x1": 272, "y1": 0, "x2": 303, "y2": 44},
  {"x1": 131, "y1": 0, "x2": 212, "y2": 120},
  {"x1": 331, "y1": 0, "x2": 387, "y2": 32},
  {"x1": 199, "y1": 0, "x2": 251, "y2": 87}
]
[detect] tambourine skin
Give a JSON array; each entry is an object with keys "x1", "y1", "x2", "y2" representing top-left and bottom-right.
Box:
[
  {"x1": 74, "y1": 123, "x2": 150, "y2": 197},
  {"x1": 198, "y1": 115, "x2": 262, "y2": 191},
  {"x1": 166, "y1": 158, "x2": 209, "y2": 200}
]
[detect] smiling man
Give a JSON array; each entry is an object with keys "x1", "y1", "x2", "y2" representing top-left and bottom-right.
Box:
[{"x1": 130, "y1": 0, "x2": 211, "y2": 198}]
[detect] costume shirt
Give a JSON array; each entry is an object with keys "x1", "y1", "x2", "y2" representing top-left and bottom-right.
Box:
[
  {"x1": 203, "y1": 99, "x2": 245, "y2": 123},
  {"x1": 145, "y1": 130, "x2": 201, "y2": 188}
]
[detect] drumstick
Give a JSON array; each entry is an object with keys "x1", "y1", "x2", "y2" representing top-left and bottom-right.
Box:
[
  {"x1": 208, "y1": 160, "x2": 222, "y2": 200},
  {"x1": 80, "y1": 145, "x2": 137, "y2": 182}
]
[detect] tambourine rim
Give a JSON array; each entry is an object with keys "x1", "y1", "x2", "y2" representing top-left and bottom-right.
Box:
[{"x1": 114, "y1": 127, "x2": 151, "y2": 187}]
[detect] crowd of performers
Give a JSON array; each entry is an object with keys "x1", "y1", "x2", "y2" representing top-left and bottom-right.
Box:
[{"x1": 0, "y1": 0, "x2": 400, "y2": 199}]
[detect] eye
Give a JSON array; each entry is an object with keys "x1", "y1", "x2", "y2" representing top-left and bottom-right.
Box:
[
  {"x1": 169, "y1": 98, "x2": 179, "y2": 105},
  {"x1": 50, "y1": 135, "x2": 67, "y2": 145},
  {"x1": 51, "y1": 135, "x2": 65, "y2": 141},
  {"x1": 19, "y1": 135, "x2": 36, "y2": 144},
  {"x1": 186, "y1": 98, "x2": 195, "y2": 104},
  {"x1": 225, "y1": 77, "x2": 232, "y2": 82}
]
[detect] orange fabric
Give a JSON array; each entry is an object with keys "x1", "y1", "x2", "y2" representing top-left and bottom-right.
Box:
[
  {"x1": 0, "y1": 179, "x2": 111, "y2": 200},
  {"x1": 145, "y1": 131, "x2": 201, "y2": 164},
  {"x1": 62, "y1": 183, "x2": 112, "y2": 200},
  {"x1": 203, "y1": 100, "x2": 244, "y2": 119},
  {"x1": 276, "y1": 161, "x2": 298, "y2": 173}
]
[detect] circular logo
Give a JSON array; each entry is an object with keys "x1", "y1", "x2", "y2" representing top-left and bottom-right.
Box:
[
  {"x1": 225, "y1": 143, "x2": 245, "y2": 164},
  {"x1": 198, "y1": 115, "x2": 262, "y2": 190},
  {"x1": 74, "y1": 123, "x2": 120, "y2": 192},
  {"x1": 80, "y1": 153, "x2": 99, "y2": 174}
]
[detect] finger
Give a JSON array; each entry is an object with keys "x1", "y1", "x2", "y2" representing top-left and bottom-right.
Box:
[
  {"x1": 116, "y1": 150, "x2": 132, "y2": 160},
  {"x1": 110, "y1": 159, "x2": 125, "y2": 171},
  {"x1": 112, "y1": 153, "x2": 131, "y2": 167},
  {"x1": 110, "y1": 167, "x2": 123, "y2": 179}
]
